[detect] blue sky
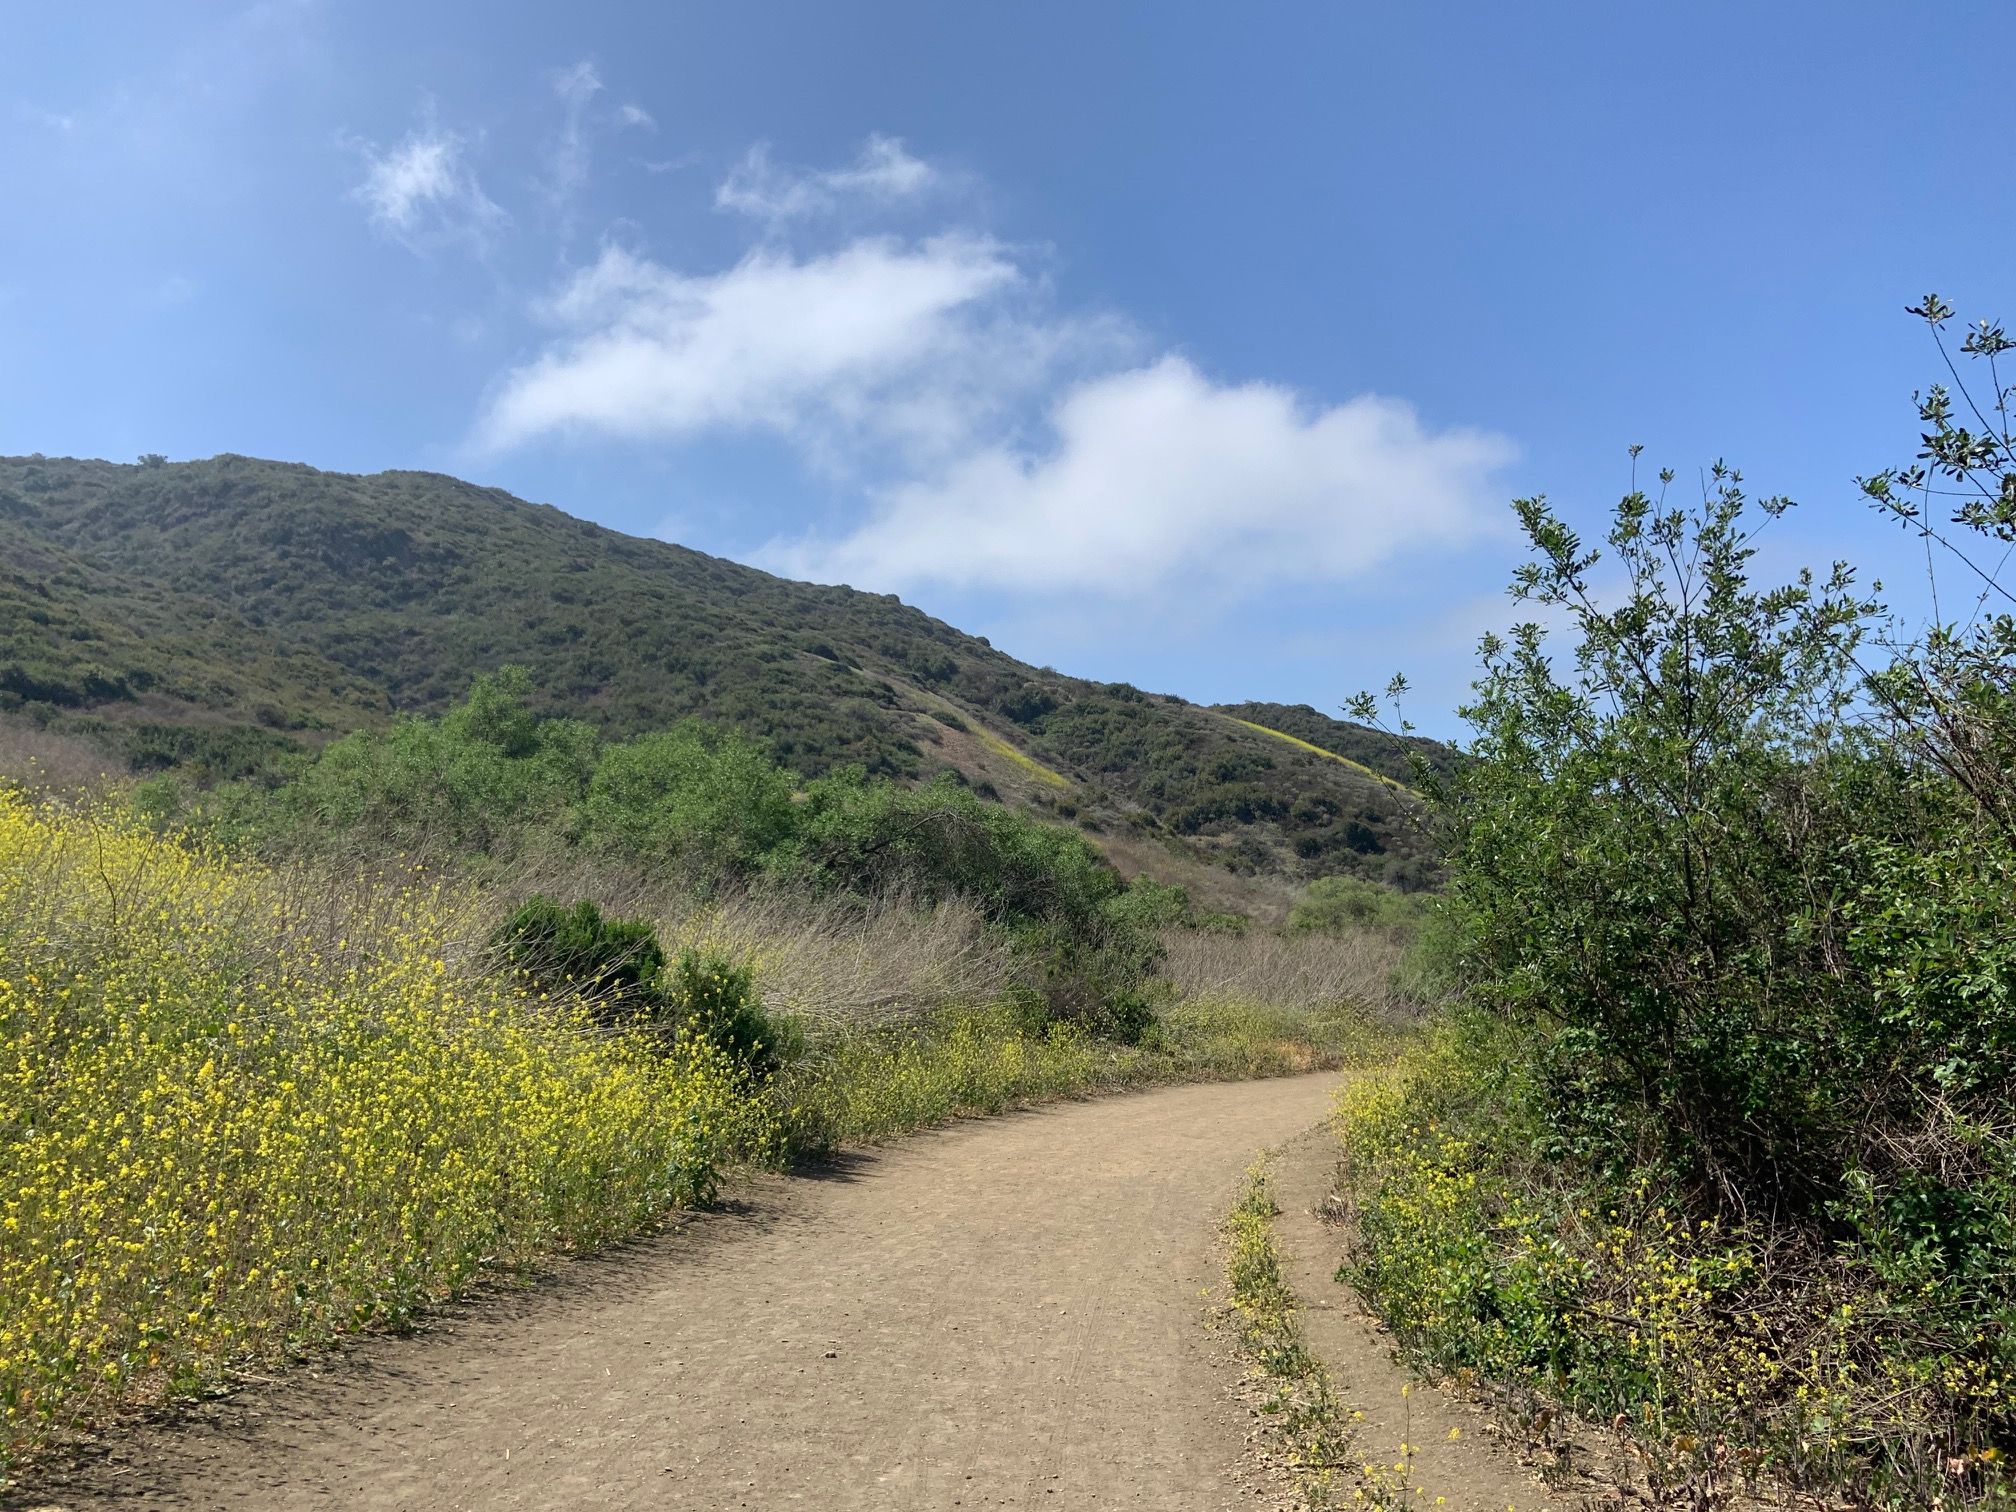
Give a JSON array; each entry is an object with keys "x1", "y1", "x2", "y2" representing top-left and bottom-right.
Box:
[{"x1": 4, "y1": 2, "x2": 2009, "y2": 736}]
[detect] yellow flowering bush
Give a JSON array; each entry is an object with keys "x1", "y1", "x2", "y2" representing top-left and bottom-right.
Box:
[{"x1": 0, "y1": 790, "x2": 768, "y2": 1473}]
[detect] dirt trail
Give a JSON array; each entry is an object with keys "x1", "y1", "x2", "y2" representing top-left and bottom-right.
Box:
[{"x1": 18, "y1": 1075, "x2": 1352, "y2": 1512}]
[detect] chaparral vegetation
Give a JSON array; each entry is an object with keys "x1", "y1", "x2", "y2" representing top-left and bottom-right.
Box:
[
  {"x1": 1335, "y1": 300, "x2": 2016, "y2": 1509},
  {"x1": 8, "y1": 272, "x2": 2016, "y2": 1512}
]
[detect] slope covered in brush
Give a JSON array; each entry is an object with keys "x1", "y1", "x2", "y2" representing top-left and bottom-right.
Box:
[{"x1": 0, "y1": 453, "x2": 1444, "y2": 888}]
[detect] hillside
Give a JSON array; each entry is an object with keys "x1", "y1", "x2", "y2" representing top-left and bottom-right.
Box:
[
  {"x1": 1212, "y1": 701, "x2": 1459, "y2": 789},
  {"x1": 0, "y1": 453, "x2": 1444, "y2": 893}
]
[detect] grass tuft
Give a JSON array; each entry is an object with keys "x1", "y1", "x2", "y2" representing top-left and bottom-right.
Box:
[{"x1": 1223, "y1": 1163, "x2": 1433, "y2": 1509}]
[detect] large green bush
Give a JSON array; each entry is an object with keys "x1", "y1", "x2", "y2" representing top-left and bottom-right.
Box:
[
  {"x1": 585, "y1": 722, "x2": 798, "y2": 883},
  {"x1": 778, "y1": 770, "x2": 1159, "y2": 1018},
  {"x1": 272, "y1": 667, "x2": 597, "y2": 855},
  {"x1": 1341, "y1": 301, "x2": 2016, "y2": 1506},
  {"x1": 1286, "y1": 875, "x2": 1426, "y2": 936},
  {"x1": 1437, "y1": 467, "x2": 1896, "y2": 1199}
]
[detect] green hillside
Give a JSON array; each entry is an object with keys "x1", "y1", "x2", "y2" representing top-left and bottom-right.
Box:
[
  {"x1": 1211, "y1": 701, "x2": 1460, "y2": 788},
  {"x1": 0, "y1": 453, "x2": 1444, "y2": 889}
]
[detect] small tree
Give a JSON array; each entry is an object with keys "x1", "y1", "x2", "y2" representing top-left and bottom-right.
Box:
[{"x1": 1412, "y1": 461, "x2": 1886, "y2": 1207}]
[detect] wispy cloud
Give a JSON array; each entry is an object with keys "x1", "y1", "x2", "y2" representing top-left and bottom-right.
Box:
[
  {"x1": 540, "y1": 61, "x2": 601, "y2": 236},
  {"x1": 637, "y1": 152, "x2": 700, "y2": 175},
  {"x1": 618, "y1": 103, "x2": 656, "y2": 130},
  {"x1": 14, "y1": 102, "x2": 77, "y2": 134},
  {"x1": 715, "y1": 134, "x2": 939, "y2": 223},
  {"x1": 151, "y1": 274, "x2": 198, "y2": 308},
  {"x1": 351, "y1": 113, "x2": 505, "y2": 253}
]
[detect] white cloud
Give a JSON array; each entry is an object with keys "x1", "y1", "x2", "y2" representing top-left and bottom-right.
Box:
[
  {"x1": 472, "y1": 233, "x2": 1088, "y2": 459},
  {"x1": 465, "y1": 129, "x2": 1514, "y2": 611},
  {"x1": 352, "y1": 118, "x2": 504, "y2": 252},
  {"x1": 763, "y1": 356, "x2": 1515, "y2": 596},
  {"x1": 716, "y1": 134, "x2": 938, "y2": 222},
  {"x1": 619, "y1": 103, "x2": 656, "y2": 130}
]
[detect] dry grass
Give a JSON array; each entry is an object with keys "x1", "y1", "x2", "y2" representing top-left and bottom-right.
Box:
[
  {"x1": 501, "y1": 851, "x2": 1415, "y2": 1030},
  {"x1": 458, "y1": 850, "x2": 1021, "y2": 1027},
  {"x1": 1094, "y1": 829, "x2": 1301, "y2": 925},
  {"x1": 1161, "y1": 924, "x2": 1411, "y2": 1019},
  {"x1": 649, "y1": 892, "x2": 1020, "y2": 1026},
  {"x1": 0, "y1": 718, "x2": 121, "y2": 796}
]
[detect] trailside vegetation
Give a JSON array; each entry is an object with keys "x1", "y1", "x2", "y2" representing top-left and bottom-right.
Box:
[
  {"x1": 0, "y1": 784, "x2": 1402, "y2": 1480},
  {"x1": 142, "y1": 666, "x2": 1182, "y2": 1032},
  {"x1": 0, "y1": 792, "x2": 766, "y2": 1471},
  {"x1": 1337, "y1": 301, "x2": 2016, "y2": 1508}
]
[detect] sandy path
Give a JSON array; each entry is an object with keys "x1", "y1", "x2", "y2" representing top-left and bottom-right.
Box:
[{"x1": 16, "y1": 1074, "x2": 1342, "y2": 1511}]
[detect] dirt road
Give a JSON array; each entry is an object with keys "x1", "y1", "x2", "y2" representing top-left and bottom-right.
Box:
[{"x1": 19, "y1": 1075, "x2": 1345, "y2": 1511}]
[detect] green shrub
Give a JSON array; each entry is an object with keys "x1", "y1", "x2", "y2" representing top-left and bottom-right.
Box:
[
  {"x1": 493, "y1": 896, "x2": 665, "y2": 1014},
  {"x1": 1286, "y1": 874, "x2": 1425, "y2": 935},
  {"x1": 779, "y1": 770, "x2": 1159, "y2": 1018},
  {"x1": 1089, "y1": 987, "x2": 1163, "y2": 1047},
  {"x1": 1339, "y1": 299, "x2": 2016, "y2": 1506},
  {"x1": 655, "y1": 946, "x2": 801, "y2": 1078},
  {"x1": 263, "y1": 668, "x2": 596, "y2": 856},
  {"x1": 495, "y1": 904, "x2": 798, "y2": 1078},
  {"x1": 1423, "y1": 463, "x2": 1895, "y2": 1201},
  {"x1": 1103, "y1": 877, "x2": 1192, "y2": 930},
  {"x1": 585, "y1": 722, "x2": 798, "y2": 884},
  {"x1": 1380, "y1": 901, "x2": 1466, "y2": 1009}
]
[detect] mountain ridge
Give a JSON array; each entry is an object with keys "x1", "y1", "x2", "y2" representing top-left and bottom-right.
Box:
[{"x1": 0, "y1": 452, "x2": 1445, "y2": 895}]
